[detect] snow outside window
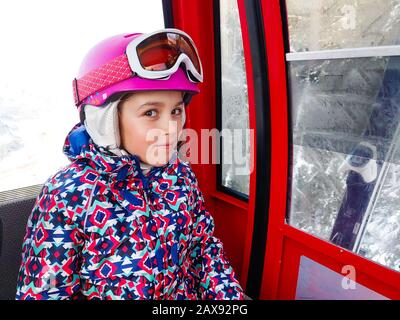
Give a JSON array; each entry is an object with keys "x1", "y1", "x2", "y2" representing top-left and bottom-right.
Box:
[
  {"x1": 286, "y1": 0, "x2": 400, "y2": 52},
  {"x1": 0, "y1": 0, "x2": 164, "y2": 193}
]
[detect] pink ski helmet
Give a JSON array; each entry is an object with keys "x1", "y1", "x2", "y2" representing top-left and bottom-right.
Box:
[{"x1": 72, "y1": 30, "x2": 202, "y2": 110}]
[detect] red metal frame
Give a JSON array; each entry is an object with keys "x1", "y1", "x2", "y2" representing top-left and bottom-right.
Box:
[
  {"x1": 259, "y1": 0, "x2": 400, "y2": 300},
  {"x1": 235, "y1": 0, "x2": 259, "y2": 289},
  {"x1": 171, "y1": 0, "x2": 217, "y2": 198},
  {"x1": 257, "y1": 0, "x2": 289, "y2": 300},
  {"x1": 279, "y1": 225, "x2": 400, "y2": 299}
]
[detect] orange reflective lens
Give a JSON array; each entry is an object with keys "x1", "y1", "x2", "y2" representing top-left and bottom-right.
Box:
[{"x1": 136, "y1": 32, "x2": 201, "y2": 75}]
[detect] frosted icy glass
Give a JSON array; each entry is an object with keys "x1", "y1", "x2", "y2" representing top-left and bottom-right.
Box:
[
  {"x1": 289, "y1": 145, "x2": 347, "y2": 241},
  {"x1": 359, "y1": 162, "x2": 400, "y2": 272},
  {"x1": 0, "y1": 0, "x2": 164, "y2": 193},
  {"x1": 219, "y1": 0, "x2": 250, "y2": 196},
  {"x1": 286, "y1": 0, "x2": 400, "y2": 52},
  {"x1": 288, "y1": 56, "x2": 400, "y2": 272}
]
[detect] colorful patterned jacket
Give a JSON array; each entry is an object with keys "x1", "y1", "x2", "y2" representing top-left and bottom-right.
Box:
[{"x1": 15, "y1": 123, "x2": 244, "y2": 300}]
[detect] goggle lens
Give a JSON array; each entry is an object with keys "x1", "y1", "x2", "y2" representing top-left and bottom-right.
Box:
[{"x1": 136, "y1": 32, "x2": 201, "y2": 76}]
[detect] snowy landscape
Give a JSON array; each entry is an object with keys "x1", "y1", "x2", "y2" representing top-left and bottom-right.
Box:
[
  {"x1": 0, "y1": 0, "x2": 164, "y2": 193},
  {"x1": 0, "y1": 81, "x2": 77, "y2": 193}
]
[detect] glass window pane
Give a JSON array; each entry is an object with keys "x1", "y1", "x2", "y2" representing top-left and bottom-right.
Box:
[
  {"x1": 287, "y1": 56, "x2": 400, "y2": 272},
  {"x1": 219, "y1": 0, "x2": 250, "y2": 196},
  {"x1": 0, "y1": 0, "x2": 164, "y2": 193},
  {"x1": 286, "y1": 0, "x2": 400, "y2": 52}
]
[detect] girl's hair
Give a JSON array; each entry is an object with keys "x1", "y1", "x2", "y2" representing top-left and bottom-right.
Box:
[{"x1": 177, "y1": 140, "x2": 185, "y2": 152}]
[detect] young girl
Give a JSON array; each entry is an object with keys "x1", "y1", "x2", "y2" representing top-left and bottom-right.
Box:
[{"x1": 15, "y1": 28, "x2": 245, "y2": 300}]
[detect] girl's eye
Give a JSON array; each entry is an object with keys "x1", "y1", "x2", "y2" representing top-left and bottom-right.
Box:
[
  {"x1": 144, "y1": 110, "x2": 157, "y2": 117},
  {"x1": 172, "y1": 107, "x2": 183, "y2": 116}
]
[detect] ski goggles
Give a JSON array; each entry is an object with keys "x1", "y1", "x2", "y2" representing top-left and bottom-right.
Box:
[{"x1": 73, "y1": 28, "x2": 203, "y2": 106}]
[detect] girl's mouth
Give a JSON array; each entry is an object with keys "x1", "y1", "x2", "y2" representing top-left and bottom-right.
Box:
[
  {"x1": 156, "y1": 141, "x2": 175, "y2": 148},
  {"x1": 156, "y1": 144, "x2": 172, "y2": 151}
]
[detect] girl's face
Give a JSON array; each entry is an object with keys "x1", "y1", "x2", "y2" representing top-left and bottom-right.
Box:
[{"x1": 118, "y1": 90, "x2": 185, "y2": 166}]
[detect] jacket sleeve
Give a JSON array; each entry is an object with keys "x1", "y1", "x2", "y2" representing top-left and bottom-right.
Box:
[
  {"x1": 187, "y1": 173, "x2": 245, "y2": 300},
  {"x1": 15, "y1": 182, "x2": 85, "y2": 300}
]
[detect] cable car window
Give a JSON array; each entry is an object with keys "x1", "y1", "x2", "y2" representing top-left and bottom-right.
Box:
[
  {"x1": 0, "y1": 0, "x2": 164, "y2": 194},
  {"x1": 287, "y1": 55, "x2": 400, "y2": 272},
  {"x1": 217, "y1": 0, "x2": 250, "y2": 197},
  {"x1": 286, "y1": 0, "x2": 400, "y2": 52}
]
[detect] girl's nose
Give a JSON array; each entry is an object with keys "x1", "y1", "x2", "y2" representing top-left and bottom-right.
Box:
[{"x1": 159, "y1": 114, "x2": 180, "y2": 136}]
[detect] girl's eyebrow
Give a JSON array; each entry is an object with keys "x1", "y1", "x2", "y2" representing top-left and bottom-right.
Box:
[{"x1": 138, "y1": 100, "x2": 184, "y2": 110}]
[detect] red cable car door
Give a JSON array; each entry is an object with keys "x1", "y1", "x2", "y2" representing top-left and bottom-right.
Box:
[{"x1": 260, "y1": 0, "x2": 400, "y2": 300}]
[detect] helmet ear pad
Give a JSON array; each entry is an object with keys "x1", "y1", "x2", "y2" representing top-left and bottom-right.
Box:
[{"x1": 82, "y1": 95, "x2": 128, "y2": 157}]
